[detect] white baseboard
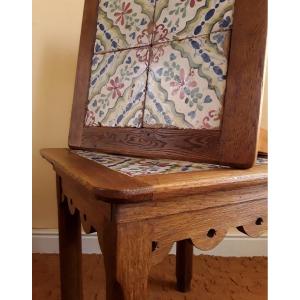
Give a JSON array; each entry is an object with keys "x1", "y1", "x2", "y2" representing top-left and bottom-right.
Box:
[{"x1": 32, "y1": 229, "x2": 267, "y2": 257}]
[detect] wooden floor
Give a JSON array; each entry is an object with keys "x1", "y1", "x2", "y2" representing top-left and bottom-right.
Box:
[{"x1": 32, "y1": 254, "x2": 267, "y2": 300}]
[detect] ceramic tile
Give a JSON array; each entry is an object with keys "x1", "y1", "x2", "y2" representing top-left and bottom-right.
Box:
[
  {"x1": 144, "y1": 31, "x2": 230, "y2": 129},
  {"x1": 72, "y1": 150, "x2": 226, "y2": 176},
  {"x1": 86, "y1": 0, "x2": 235, "y2": 129},
  {"x1": 86, "y1": 47, "x2": 149, "y2": 127},
  {"x1": 257, "y1": 156, "x2": 268, "y2": 165},
  {"x1": 152, "y1": 0, "x2": 235, "y2": 44},
  {"x1": 72, "y1": 150, "x2": 268, "y2": 177},
  {"x1": 94, "y1": 0, "x2": 156, "y2": 53}
]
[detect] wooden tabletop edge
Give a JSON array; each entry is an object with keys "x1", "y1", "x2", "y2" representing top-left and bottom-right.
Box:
[{"x1": 40, "y1": 148, "x2": 268, "y2": 203}]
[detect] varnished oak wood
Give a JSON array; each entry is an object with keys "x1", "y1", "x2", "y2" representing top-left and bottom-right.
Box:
[
  {"x1": 115, "y1": 185, "x2": 267, "y2": 222},
  {"x1": 151, "y1": 240, "x2": 173, "y2": 266},
  {"x1": 45, "y1": 152, "x2": 267, "y2": 300},
  {"x1": 41, "y1": 148, "x2": 152, "y2": 202},
  {"x1": 42, "y1": 0, "x2": 268, "y2": 297},
  {"x1": 61, "y1": 176, "x2": 111, "y2": 234},
  {"x1": 43, "y1": 149, "x2": 267, "y2": 299},
  {"x1": 69, "y1": 0, "x2": 98, "y2": 147},
  {"x1": 56, "y1": 176, "x2": 83, "y2": 300},
  {"x1": 237, "y1": 215, "x2": 268, "y2": 238},
  {"x1": 151, "y1": 200, "x2": 267, "y2": 246},
  {"x1": 68, "y1": 0, "x2": 268, "y2": 168},
  {"x1": 219, "y1": 0, "x2": 267, "y2": 167},
  {"x1": 78, "y1": 127, "x2": 220, "y2": 164},
  {"x1": 41, "y1": 148, "x2": 267, "y2": 203},
  {"x1": 176, "y1": 240, "x2": 193, "y2": 292},
  {"x1": 99, "y1": 222, "x2": 152, "y2": 300}
]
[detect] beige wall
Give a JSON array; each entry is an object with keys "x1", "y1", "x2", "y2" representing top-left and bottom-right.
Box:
[
  {"x1": 33, "y1": 0, "x2": 84, "y2": 228},
  {"x1": 261, "y1": 70, "x2": 268, "y2": 130},
  {"x1": 32, "y1": 0, "x2": 268, "y2": 229}
]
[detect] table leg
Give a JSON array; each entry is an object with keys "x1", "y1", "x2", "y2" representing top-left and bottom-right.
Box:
[
  {"x1": 101, "y1": 221, "x2": 152, "y2": 300},
  {"x1": 176, "y1": 239, "x2": 193, "y2": 292},
  {"x1": 56, "y1": 175, "x2": 83, "y2": 300}
]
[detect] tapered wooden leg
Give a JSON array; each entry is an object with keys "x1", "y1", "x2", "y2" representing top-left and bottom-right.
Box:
[
  {"x1": 56, "y1": 175, "x2": 83, "y2": 300},
  {"x1": 100, "y1": 221, "x2": 152, "y2": 300},
  {"x1": 176, "y1": 239, "x2": 193, "y2": 292}
]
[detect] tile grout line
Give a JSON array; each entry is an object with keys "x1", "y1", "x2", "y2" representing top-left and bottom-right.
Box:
[
  {"x1": 140, "y1": 55, "x2": 151, "y2": 128},
  {"x1": 93, "y1": 28, "x2": 233, "y2": 56},
  {"x1": 89, "y1": 2, "x2": 234, "y2": 128},
  {"x1": 150, "y1": 0, "x2": 159, "y2": 46},
  {"x1": 141, "y1": 0, "x2": 157, "y2": 128}
]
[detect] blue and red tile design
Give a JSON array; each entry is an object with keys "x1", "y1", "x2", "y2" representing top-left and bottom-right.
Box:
[
  {"x1": 72, "y1": 150, "x2": 267, "y2": 177},
  {"x1": 86, "y1": 0, "x2": 235, "y2": 129}
]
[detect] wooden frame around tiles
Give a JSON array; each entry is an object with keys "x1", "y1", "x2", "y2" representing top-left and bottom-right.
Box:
[{"x1": 69, "y1": 0, "x2": 267, "y2": 168}]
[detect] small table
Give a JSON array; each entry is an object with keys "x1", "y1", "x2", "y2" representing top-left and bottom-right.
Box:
[{"x1": 41, "y1": 148, "x2": 267, "y2": 300}]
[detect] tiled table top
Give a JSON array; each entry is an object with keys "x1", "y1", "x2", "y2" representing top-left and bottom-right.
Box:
[
  {"x1": 72, "y1": 150, "x2": 267, "y2": 177},
  {"x1": 86, "y1": 0, "x2": 235, "y2": 130}
]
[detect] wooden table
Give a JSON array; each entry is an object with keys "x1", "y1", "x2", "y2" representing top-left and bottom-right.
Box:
[{"x1": 41, "y1": 148, "x2": 267, "y2": 300}]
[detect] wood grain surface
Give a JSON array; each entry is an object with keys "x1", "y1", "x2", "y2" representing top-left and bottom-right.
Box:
[
  {"x1": 68, "y1": 0, "x2": 268, "y2": 168},
  {"x1": 99, "y1": 222, "x2": 153, "y2": 299},
  {"x1": 219, "y1": 0, "x2": 268, "y2": 167},
  {"x1": 41, "y1": 148, "x2": 267, "y2": 203},
  {"x1": 69, "y1": 0, "x2": 99, "y2": 147},
  {"x1": 40, "y1": 150, "x2": 267, "y2": 299},
  {"x1": 54, "y1": 169, "x2": 267, "y2": 298},
  {"x1": 80, "y1": 127, "x2": 220, "y2": 163},
  {"x1": 56, "y1": 176, "x2": 83, "y2": 300}
]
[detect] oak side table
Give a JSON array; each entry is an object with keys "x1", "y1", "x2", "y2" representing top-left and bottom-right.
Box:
[
  {"x1": 41, "y1": 0, "x2": 267, "y2": 298},
  {"x1": 41, "y1": 148, "x2": 267, "y2": 299}
]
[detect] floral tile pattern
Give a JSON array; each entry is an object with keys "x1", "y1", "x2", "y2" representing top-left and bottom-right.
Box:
[
  {"x1": 94, "y1": 0, "x2": 155, "y2": 53},
  {"x1": 144, "y1": 32, "x2": 230, "y2": 129},
  {"x1": 72, "y1": 150, "x2": 226, "y2": 176},
  {"x1": 85, "y1": 0, "x2": 235, "y2": 129},
  {"x1": 152, "y1": 0, "x2": 235, "y2": 43},
  {"x1": 72, "y1": 150, "x2": 268, "y2": 177},
  {"x1": 86, "y1": 48, "x2": 149, "y2": 127}
]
